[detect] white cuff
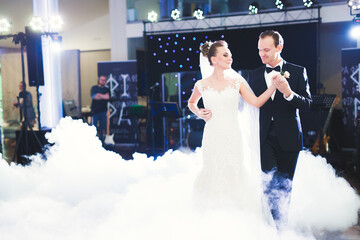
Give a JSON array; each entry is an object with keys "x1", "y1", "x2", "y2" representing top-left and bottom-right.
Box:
[{"x1": 284, "y1": 91, "x2": 294, "y2": 101}]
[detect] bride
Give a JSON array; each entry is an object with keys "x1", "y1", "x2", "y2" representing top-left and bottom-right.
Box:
[{"x1": 188, "y1": 40, "x2": 279, "y2": 223}]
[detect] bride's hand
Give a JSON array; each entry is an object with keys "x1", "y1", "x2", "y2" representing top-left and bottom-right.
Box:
[{"x1": 198, "y1": 108, "x2": 212, "y2": 122}]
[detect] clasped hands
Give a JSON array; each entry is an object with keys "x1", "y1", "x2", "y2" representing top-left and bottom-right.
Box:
[{"x1": 271, "y1": 73, "x2": 292, "y2": 98}]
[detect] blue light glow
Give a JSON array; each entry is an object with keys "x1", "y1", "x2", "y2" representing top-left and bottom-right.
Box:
[
  {"x1": 173, "y1": 60, "x2": 176, "y2": 63},
  {"x1": 166, "y1": 63, "x2": 169, "y2": 66},
  {"x1": 166, "y1": 43, "x2": 169, "y2": 46},
  {"x1": 158, "y1": 37, "x2": 161, "y2": 41},
  {"x1": 160, "y1": 45, "x2": 163, "y2": 48},
  {"x1": 205, "y1": 36, "x2": 208, "y2": 39},
  {"x1": 153, "y1": 53, "x2": 156, "y2": 56},
  {"x1": 173, "y1": 50, "x2": 176, "y2": 53},
  {"x1": 189, "y1": 48, "x2": 192, "y2": 51},
  {"x1": 180, "y1": 64, "x2": 183, "y2": 68},
  {"x1": 193, "y1": 37, "x2": 196, "y2": 40},
  {"x1": 181, "y1": 48, "x2": 184, "y2": 51},
  {"x1": 165, "y1": 50, "x2": 168, "y2": 53},
  {"x1": 175, "y1": 41, "x2": 178, "y2": 45},
  {"x1": 176, "y1": 34, "x2": 179, "y2": 37},
  {"x1": 190, "y1": 66, "x2": 193, "y2": 69},
  {"x1": 350, "y1": 26, "x2": 360, "y2": 39},
  {"x1": 158, "y1": 60, "x2": 161, "y2": 63},
  {"x1": 183, "y1": 36, "x2": 186, "y2": 40},
  {"x1": 221, "y1": 35, "x2": 224, "y2": 38},
  {"x1": 168, "y1": 37, "x2": 171, "y2": 40},
  {"x1": 186, "y1": 58, "x2": 190, "y2": 61}
]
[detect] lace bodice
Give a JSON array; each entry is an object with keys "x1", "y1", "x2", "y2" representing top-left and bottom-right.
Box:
[{"x1": 195, "y1": 79, "x2": 241, "y2": 121}]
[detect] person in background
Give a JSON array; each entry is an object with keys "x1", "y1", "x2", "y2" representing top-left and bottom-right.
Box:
[{"x1": 90, "y1": 75, "x2": 110, "y2": 142}]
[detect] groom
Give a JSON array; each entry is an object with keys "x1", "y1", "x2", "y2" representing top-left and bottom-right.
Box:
[{"x1": 248, "y1": 30, "x2": 312, "y2": 220}]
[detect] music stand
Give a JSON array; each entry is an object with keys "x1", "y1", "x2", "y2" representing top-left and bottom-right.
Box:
[{"x1": 150, "y1": 101, "x2": 182, "y2": 151}]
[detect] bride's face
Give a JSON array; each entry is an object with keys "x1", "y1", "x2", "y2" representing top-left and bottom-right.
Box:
[{"x1": 212, "y1": 46, "x2": 233, "y2": 69}]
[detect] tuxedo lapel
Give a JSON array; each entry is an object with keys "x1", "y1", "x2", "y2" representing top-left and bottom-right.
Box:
[{"x1": 258, "y1": 66, "x2": 268, "y2": 95}]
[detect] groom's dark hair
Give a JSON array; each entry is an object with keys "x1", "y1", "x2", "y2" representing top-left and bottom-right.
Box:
[{"x1": 259, "y1": 30, "x2": 284, "y2": 47}]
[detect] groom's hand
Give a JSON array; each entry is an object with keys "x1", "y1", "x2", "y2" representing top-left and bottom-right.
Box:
[
  {"x1": 198, "y1": 108, "x2": 212, "y2": 122},
  {"x1": 272, "y1": 74, "x2": 292, "y2": 98}
]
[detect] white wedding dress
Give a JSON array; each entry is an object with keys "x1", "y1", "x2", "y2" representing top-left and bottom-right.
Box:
[
  {"x1": 193, "y1": 80, "x2": 260, "y2": 208},
  {"x1": 192, "y1": 72, "x2": 276, "y2": 230}
]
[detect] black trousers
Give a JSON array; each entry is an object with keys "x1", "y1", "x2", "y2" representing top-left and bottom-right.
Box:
[{"x1": 261, "y1": 123, "x2": 299, "y2": 180}]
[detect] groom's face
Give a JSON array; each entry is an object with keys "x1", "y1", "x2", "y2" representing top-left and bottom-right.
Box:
[{"x1": 258, "y1": 36, "x2": 282, "y2": 67}]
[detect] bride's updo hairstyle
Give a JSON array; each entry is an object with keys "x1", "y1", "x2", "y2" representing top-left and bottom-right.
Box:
[{"x1": 200, "y1": 40, "x2": 228, "y2": 66}]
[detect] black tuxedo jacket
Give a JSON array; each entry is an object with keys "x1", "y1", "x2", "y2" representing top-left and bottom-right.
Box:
[{"x1": 247, "y1": 61, "x2": 312, "y2": 151}]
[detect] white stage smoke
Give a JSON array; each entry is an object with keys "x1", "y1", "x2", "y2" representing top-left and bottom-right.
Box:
[{"x1": 0, "y1": 118, "x2": 358, "y2": 240}]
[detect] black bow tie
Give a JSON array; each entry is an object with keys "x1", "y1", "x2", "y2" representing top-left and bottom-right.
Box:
[{"x1": 265, "y1": 66, "x2": 281, "y2": 73}]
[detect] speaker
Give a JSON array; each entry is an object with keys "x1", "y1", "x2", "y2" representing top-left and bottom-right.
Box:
[{"x1": 25, "y1": 26, "x2": 44, "y2": 86}]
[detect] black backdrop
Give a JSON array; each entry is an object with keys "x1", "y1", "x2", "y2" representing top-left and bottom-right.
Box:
[
  {"x1": 145, "y1": 23, "x2": 318, "y2": 97},
  {"x1": 144, "y1": 23, "x2": 318, "y2": 151}
]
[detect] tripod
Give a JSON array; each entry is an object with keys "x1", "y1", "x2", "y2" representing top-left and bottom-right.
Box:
[{"x1": 10, "y1": 33, "x2": 43, "y2": 165}]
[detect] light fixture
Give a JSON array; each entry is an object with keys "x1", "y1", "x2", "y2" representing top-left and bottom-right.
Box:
[
  {"x1": 193, "y1": 9, "x2": 204, "y2": 20},
  {"x1": 350, "y1": 25, "x2": 360, "y2": 39},
  {"x1": 171, "y1": 9, "x2": 181, "y2": 21},
  {"x1": 249, "y1": 3, "x2": 259, "y2": 15},
  {"x1": 303, "y1": 0, "x2": 313, "y2": 8},
  {"x1": 148, "y1": 11, "x2": 158, "y2": 22},
  {"x1": 29, "y1": 16, "x2": 45, "y2": 32},
  {"x1": 49, "y1": 16, "x2": 64, "y2": 32},
  {"x1": 348, "y1": 0, "x2": 360, "y2": 10},
  {"x1": 29, "y1": 16, "x2": 44, "y2": 32},
  {"x1": 275, "y1": 0, "x2": 284, "y2": 10},
  {"x1": 51, "y1": 35, "x2": 62, "y2": 53},
  {"x1": 0, "y1": 18, "x2": 11, "y2": 33}
]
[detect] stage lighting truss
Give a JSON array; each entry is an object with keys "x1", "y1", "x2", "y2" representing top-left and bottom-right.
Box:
[
  {"x1": 303, "y1": 0, "x2": 313, "y2": 8},
  {"x1": 276, "y1": 0, "x2": 284, "y2": 10},
  {"x1": 171, "y1": 9, "x2": 181, "y2": 21},
  {"x1": 193, "y1": 9, "x2": 205, "y2": 20},
  {"x1": 148, "y1": 11, "x2": 158, "y2": 22},
  {"x1": 249, "y1": 4, "x2": 259, "y2": 15},
  {"x1": 0, "y1": 18, "x2": 11, "y2": 33},
  {"x1": 144, "y1": 6, "x2": 320, "y2": 35}
]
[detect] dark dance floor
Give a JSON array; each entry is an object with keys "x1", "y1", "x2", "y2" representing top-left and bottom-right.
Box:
[{"x1": 2, "y1": 138, "x2": 360, "y2": 239}]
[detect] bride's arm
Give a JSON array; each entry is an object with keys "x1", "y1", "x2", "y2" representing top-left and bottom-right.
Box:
[
  {"x1": 188, "y1": 85, "x2": 212, "y2": 122},
  {"x1": 240, "y1": 82, "x2": 276, "y2": 108}
]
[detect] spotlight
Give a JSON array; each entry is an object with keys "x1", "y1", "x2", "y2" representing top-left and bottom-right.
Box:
[
  {"x1": 29, "y1": 16, "x2": 45, "y2": 32},
  {"x1": 147, "y1": 11, "x2": 158, "y2": 22},
  {"x1": 0, "y1": 18, "x2": 11, "y2": 33},
  {"x1": 51, "y1": 35, "x2": 62, "y2": 53},
  {"x1": 350, "y1": 25, "x2": 360, "y2": 39},
  {"x1": 303, "y1": 0, "x2": 313, "y2": 8},
  {"x1": 348, "y1": 0, "x2": 360, "y2": 10},
  {"x1": 171, "y1": 9, "x2": 181, "y2": 21},
  {"x1": 348, "y1": 0, "x2": 360, "y2": 15},
  {"x1": 193, "y1": 9, "x2": 204, "y2": 20},
  {"x1": 249, "y1": 3, "x2": 259, "y2": 15},
  {"x1": 275, "y1": 0, "x2": 284, "y2": 10},
  {"x1": 49, "y1": 16, "x2": 64, "y2": 32}
]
